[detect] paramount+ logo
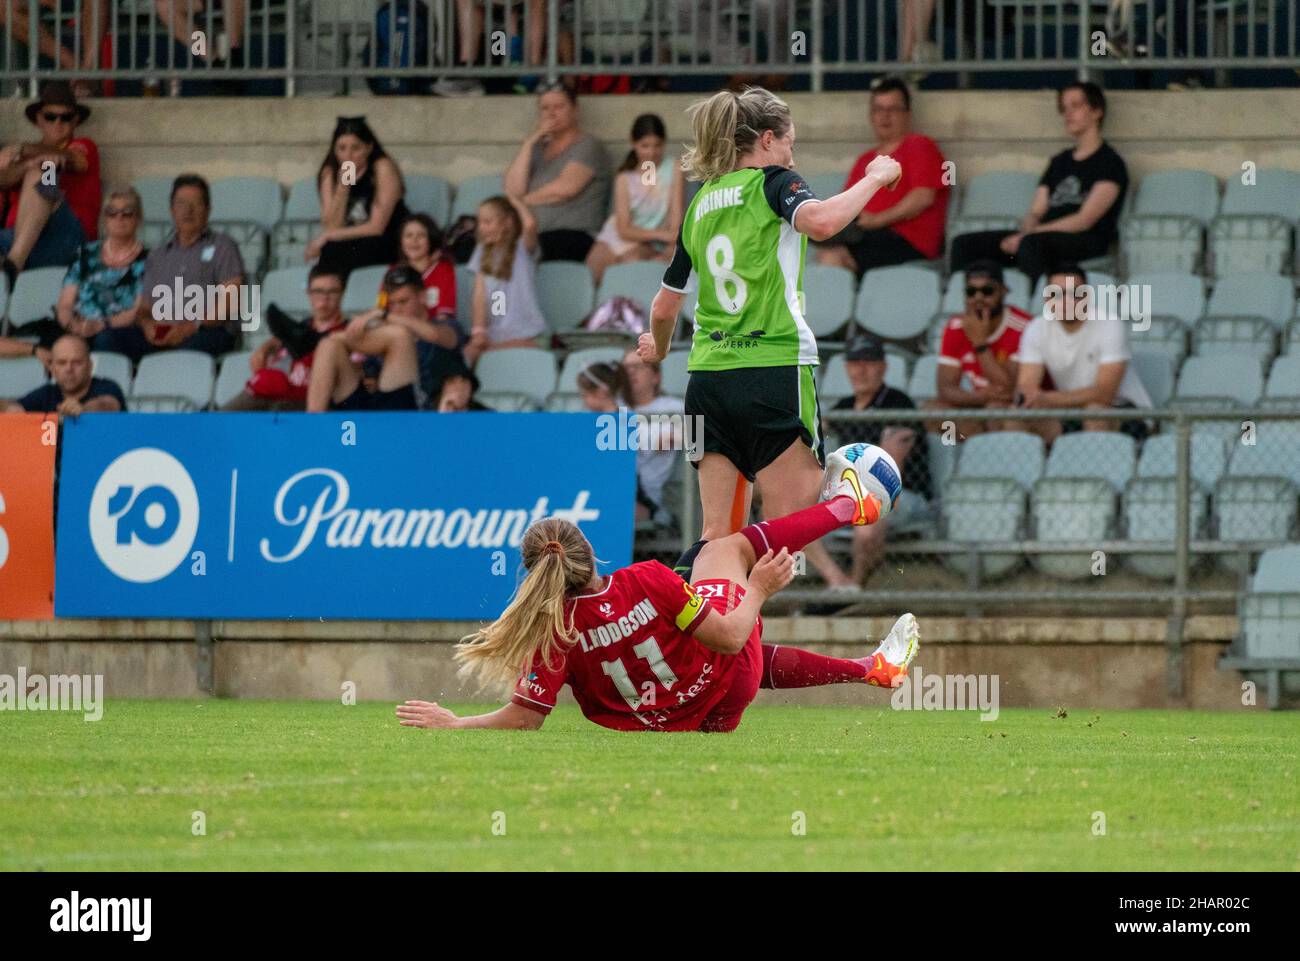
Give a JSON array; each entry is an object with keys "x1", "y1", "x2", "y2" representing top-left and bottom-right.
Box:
[{"x1": 88, "y1": 448, "x2": 200, "y2": 583}]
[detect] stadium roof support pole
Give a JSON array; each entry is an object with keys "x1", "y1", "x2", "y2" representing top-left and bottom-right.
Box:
[
  {"x1": 26, "y1": 0, "x2": 39, "y2": 98},
  {"x1": 546, "y1": 0, "x2": 558, "y2": 87},
  {"x1": 810, "y1": 0, "x2": 823, "y2": 94},
  {"x1": 284, "y1": 1, "x2": 297, "y2": 98},
  {"x1": 1077, "y1": 0, "x2": 1091, "y2": 82},
  {"x1": 1166, "y1": 411, "x2": 1192, "y2": 699}
]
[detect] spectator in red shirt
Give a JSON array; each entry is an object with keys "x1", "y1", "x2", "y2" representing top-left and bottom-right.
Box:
[
  {"x1": 0, "y1": 83, "x2": 101, "y2": 286},
  {"x1": 814, "y1": 76, "x2": 948, "y2": 277},
  {"x1": 930, "y1": 260, "x2": 1028, "y2": 438},
  {"x1": 222, "y1": 264, "x2": 347, "y2": 412},
  {"x1": 385, "y1": 213, "x2": 457, "y2": 323}
]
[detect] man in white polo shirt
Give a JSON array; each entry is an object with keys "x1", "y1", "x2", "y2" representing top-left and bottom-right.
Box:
[{"x1": 1013, "y1": 262, "x2": 1151, "y2": 441}]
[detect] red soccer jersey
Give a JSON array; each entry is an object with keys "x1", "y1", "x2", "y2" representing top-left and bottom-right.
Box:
[
  {"x1": 511, "y1": 561, "x2": 755, "y2": 731},
  {"x1": 843, "y1": 133, "x2": 948, "y2": 260},
  {"x1": 937, "y1": 305, "x2": 1030, "y2": 389}
]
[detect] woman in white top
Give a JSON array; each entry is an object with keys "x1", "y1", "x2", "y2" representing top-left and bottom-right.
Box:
[
  {"x1": 465, "y1": 193, "x2": 548, "y2": 365},
  {"x1": 586, "y1": 113, "x2": 685, "y2": 285}
]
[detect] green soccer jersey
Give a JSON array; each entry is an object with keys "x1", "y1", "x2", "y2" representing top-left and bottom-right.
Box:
[{"x1": 662, "y1": 165, "x2": 821, "y2": 371}]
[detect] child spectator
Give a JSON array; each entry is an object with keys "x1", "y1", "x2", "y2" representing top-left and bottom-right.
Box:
[
  {"x1": 586, "y1": 113, "x2": 685, "y2": 285},
  {"x1": 465, "y1": 194, "x2": 547, "y2": 365}
]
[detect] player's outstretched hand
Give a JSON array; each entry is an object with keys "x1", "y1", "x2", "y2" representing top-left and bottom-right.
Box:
[
  {"x1": 748, "y1": 548, "x2": 796, "y2": 599},
  {"x1": 396, "y1": 700, "x2": 459, "y2": 729},
  {"x1": 637, "y1": 331, "x2": 664, "y2": 364}
]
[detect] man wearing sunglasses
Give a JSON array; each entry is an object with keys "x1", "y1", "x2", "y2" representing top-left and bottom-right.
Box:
[
  {"x1": 932, "y1": 259, "x2": 1030, "y2": 437},
  {"x1": 0, "y1": 82, "x2": 101, "y2": 288}
]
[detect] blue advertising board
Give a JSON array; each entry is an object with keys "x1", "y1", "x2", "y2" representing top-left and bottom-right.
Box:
[{"x1": 55, "y1": 413, "x2": 637, "y2": 619}]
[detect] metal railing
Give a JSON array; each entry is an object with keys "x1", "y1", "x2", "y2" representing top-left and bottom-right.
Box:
[
  {"x1": 2, "y1": 0, "x2": 1298, "y2": 95},
  {"x1": 641, "y1": 404, "x2": 1300, "y2": 694}
]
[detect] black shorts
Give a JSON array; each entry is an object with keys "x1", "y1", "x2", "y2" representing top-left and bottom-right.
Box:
[
  {"x1": 684, "y1": 365, "x2": 825, "y2": 482},
  {"x1": 332, "y1": 382, "x2": 418, "y2": 412}
]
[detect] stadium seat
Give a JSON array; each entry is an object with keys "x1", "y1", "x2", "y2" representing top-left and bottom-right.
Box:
[
  {"x1": 451, "y1": 173, "x2": 505, "y2": 221},
  {"x1": 1043, "y1": 432, "x2": 1136, "y2": 492},
  {"x1": 1173, "y1": 354, "x2": 1264, "y2": 406},
  {"x1": 536, "y1": 261, "x2": 595, "y2": 334},
  {"x1": 1135, "y1": 432, "x2": 1228, "y2": 491},
  {"x1": 927, "y1": 431, "x2": 958, "y2": 495},
  {"x1": 543, "y1": 391, "x2": 589, "y2": 412},
  {"x1": 130, "y1": 350, "x2": 216, "y2": 411},
  {"x1": 404, "y1": 174, "x2": 453, "y2": 227},
  {"x1": 1128, "y1": 271, "x2": 1205, "y2": 326},
  {"x1": 1030, "y1": 477, "x2": 1119, "y2": 579},
  {"x1": 213, "y1": 352, "x2": 253, "y2": 407},
  {"x1": 474, "y1": 347, "x2": 556, "y2": 407},
  {"x1": 6, "y1": 266, "x2": 68, "y2": 326},
  {"x1": 802, "y1": 264, "x2": 855, "y2": 339},
  {"x1": 558, "y1": 346, "x2": 627, "y2": 393},
  {"x1": 271, "y1": 177, "x2": 321, "y2": 270},
  {"x1": 1129, "y1": 350, "x2": 1176, "y2": 407},
  {"x1": 0, "y1": 356, "x2": 47, "y2": 400},
  {"x1": 941, "y1": 477, "x2": 1027, "y2": 580},
  {"x1": 1192, "y1": 272, "x2": 1293, "y2": 361},
  {"x1": 804, "y1": 172, "x2": 845, "y2": 201},
  {"x1": 907, "y1": 354, "x2": 940, "y2": 404},
  {"x1": 1239, "y1": 545, "x2": 1300, "y2": 659},
  {"x1": 90, "y1": 351, "x2": 133, "y2": 395},
  {"x1": 1210, "y1": 168, "x2": 1300, "y2": 276},
  {"x1": 1264, "y1": 354, "x2": 1300, "y2": 400},
  {"x1": 1120, "y1": 170, "x2": 1220, "y2": 274},
  {"x1": 854, "y1": 265, "x2": 940, "y2": 340},
  {"x1": 1214, "y1": 439, "x2": 1300, "y2": 559},
  {"x1": 341, "y1": 264, "x2": 389, "y2": 314},
  {"x1": 596, "y1": 261, "x2": 668, "y2": 312},
  {"x1": 477, "y1": 392, "x2": 538, "y2": 412},
  {"x1": 1123, "y1": 477, "x2": 1211, "y2": 579},
  {"x1": 954, "y1": 431, "x2": 1046, "y2": 490},
  {"x1": 211, "y1": 176, "x2": 284, "y2": 279},
  {"x1": 1205, "y1": 272, "x2": 1294, "y2": 328},
  {"x1": 819, "y1": 351, "x2": 909, "y2": 403},
  {"x1": 660, "y1": 351, "x2": 689, "y2": 397},
  {"x1": 261, "y1": 265, "x2": 313, "y2": 316},
  {"x1": 132, "y1": 175, "x2": 175, "y2": 247},
  {"x1": 948, "y1": 171, "x2": 1038, "y2": 238}
]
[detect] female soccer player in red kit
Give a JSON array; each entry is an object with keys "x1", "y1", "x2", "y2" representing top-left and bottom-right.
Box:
[{"x1": 396, "y1": 466, "x2": 919, "y2": 733}]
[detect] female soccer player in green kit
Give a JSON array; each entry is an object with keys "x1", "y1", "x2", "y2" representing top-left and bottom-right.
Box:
[{"x1": 640, "y1": 87, "x2": 902, "y2": 582}]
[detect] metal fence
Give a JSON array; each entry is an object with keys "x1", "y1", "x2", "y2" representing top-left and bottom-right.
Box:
[{"x1": 1, "y1": 0, "x2": 1298, "y2": 95}]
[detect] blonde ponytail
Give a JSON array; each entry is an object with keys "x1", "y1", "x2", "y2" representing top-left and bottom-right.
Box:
[
  {"x1": 682, "y1": 86, "x2": 793, "y2": 183},
  {"x1": 455, "y1": 518, "x2": 595, "y2": 691}
]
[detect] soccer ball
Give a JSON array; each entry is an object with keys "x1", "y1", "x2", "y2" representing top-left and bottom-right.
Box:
[{"x1": 822, "y1": 443, "x2": 902, "y2": 520}]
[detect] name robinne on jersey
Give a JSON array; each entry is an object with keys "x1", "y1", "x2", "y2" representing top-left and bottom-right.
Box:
[
  {"x1": 693, "y1": 185, "x2": 744, "y2": 222},
  {"x1": 577, "y1": 597, "x2": 661, "y2": 653}
]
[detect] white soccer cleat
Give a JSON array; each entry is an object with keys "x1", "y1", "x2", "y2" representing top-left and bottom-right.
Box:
[{"x1": 869, "y1": 612, "x2": 920, "y2": 671}]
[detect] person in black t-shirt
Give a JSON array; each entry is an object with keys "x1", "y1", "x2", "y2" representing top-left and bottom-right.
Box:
[
  {"x1": 3, "y1": 333, "x2": 125, "y2": 414},
  {"x1": 950, "y1": 81, "x2": 1128, "y2": 286},
  {"x1": 825, "y1": 334, "x2": 931, "y2": 583}
]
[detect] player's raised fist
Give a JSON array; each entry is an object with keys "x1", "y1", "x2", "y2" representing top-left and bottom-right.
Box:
[{"x1": 866, "y1": 154, "x2": 902, "y2": 190}]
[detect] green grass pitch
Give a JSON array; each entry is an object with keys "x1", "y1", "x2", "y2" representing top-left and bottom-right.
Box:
[{"x1": 3, "y1": 701, "x2": 1297, "y2": 871}]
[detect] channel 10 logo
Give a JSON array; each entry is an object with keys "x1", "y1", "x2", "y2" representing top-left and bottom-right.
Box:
[{"x1": 88, "y1": 448, "x2": 200, "y2": 583}]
